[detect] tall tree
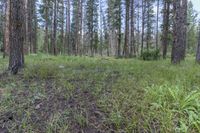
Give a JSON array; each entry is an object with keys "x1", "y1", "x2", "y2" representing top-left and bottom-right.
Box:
[
  {"x1": 171, "y1": 0, "x2": 188, "y2": 64},
  {"x1": 196, "y1": 22, "x2": 200, "y2": 63},
  {"x1": 124, "y1": 0, "x2": 130, "y2": 57},
  {"x1": 44, "y1": 0, "x2": 50, "y2": 53},
  {"x1": 145, "y1": 0, "x2": 155, "y2": 52},
  {"x1": 9, "y1": 0, "x2": 25, "y2": 74},
  {"x1": 156, "y1": 0, "x2": 160, "y2": 50},
  {"x1": 52, "y1": 0, "x2": 57, "y2": 55},
  {"x1": 3, "y1": 0, "x2": 10, "y2": 57},
  {"x1": 162, "y1": 0, "x2": 171, "y2": 59},
  {"x1": 130, "y1": 0, "x2": 135, "y2": 57},
  {"x1": 65, "y1": 0, "x2": 71, "y2": 55},
  {"x1": 187, "y1": 1, "x2": 198, "y2": 52},
  {"x1": 85, "y1": 0, "x2": 98, "y2": 56},
  {"x1": 141, "y1": 0, "x2": 145, "y2": 54}
]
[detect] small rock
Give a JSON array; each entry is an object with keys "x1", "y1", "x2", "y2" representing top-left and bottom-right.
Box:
[{"x1": 35, "y1": 103, "x2": 42, "y2": 109}]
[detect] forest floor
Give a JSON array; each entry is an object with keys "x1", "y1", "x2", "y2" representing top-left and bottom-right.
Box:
[{"x1": 0, "y1": 54, "x2": 200, "y2": 133}]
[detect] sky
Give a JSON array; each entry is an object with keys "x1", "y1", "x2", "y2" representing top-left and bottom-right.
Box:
[{"x1": 191, "y1": 0, "x2": 200, "y2": 15}]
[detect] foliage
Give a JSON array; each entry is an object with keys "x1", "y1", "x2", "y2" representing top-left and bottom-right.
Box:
[{"x1": 140, "y1": 49, "x2": 160, "y2": 60}]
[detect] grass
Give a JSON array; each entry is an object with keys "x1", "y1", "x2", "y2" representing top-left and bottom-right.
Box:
[{"x1": 0, "y1": 54, "x2": 200, "y2": 132}]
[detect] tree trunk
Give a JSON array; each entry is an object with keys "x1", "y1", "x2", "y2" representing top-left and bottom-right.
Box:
[
  {"x1": 65, "y1": 0, "x2": 71, "y2": 55},
  {"x1": 171, "y1": 0, "x2": 187, "y2": 64},
  {"x1": 9, "y1": 0, "x2": 25, "y2": 74},
  {"x1": 196, "y1": 23, "x2": 200, "y2": 63},
  {"x1": 52, "y1": 0, "x2": 57, "y2": 55},
  {"x1": 141, "y1": 0, "x2": 145, "y2": 55},
  {"x1": 156, "y1": 0, "x2": 159, "y2": 50},
  {"x1": 44, "y1": 0, "x2": 49, "y2": 53},
  {"x1": 3, "y1": 0, "x2": 10, "y2": 57},
  {"x1": 162, "y1": 0, "x2": 170, "y2": 59},
  {"x1": 130, "y1": 0, "x2": 135, "y2": 57},
  {"x1": 124, "y1": 0, "x2": 130, "y2": 57}
]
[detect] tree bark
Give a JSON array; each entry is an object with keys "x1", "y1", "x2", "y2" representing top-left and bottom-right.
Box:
[
  {"x1": 162, "y1": 0, "x2": 170, "y2": 59},
  {"x1": 171, "y1": 0, "x2": 187, "y2": 64},
  {"x1": 196, "y1": 23, "x2": 200, "y2": 63},
  {"x1": 9, "y1": 0, "x2": 25, "y2": 74},
  {"x1": 52, "y1": 0, "x2": 57, "y2": 55},
  {"x1": 3, "y1": 0, "x2": 10, "y2": 57},
  {"x1": 156, "y1": 0, "x2": 159, "y2": 50},
  {"x1": 124, "y1": 0, "x2": 130, "y2": 57},
  {"x1": 44, "y1": 0, "x2": 49, "y2": 53},
  {"x1": 130, "y1": 0, "x2": 135, "y2": 57}
]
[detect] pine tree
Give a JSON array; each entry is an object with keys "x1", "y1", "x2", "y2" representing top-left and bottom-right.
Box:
[
  {"x1": 9, "y1": 0, "x2": 25, "y2": 74},
  {"x1": 187, "y1": 1, "x2": 198, "y2": 52},
  {"x1": 196, "y1": 22, "x2": 200, "y2": 63},
  {"x1": 172, "y1": 0, "x2": 188, "y2": 64},
  {"x1": 162, "y1": 0, "x2": 171, "y2": 59},
  {"x1": 85, "y1": 0, "x2": 98, "y2": 56}
]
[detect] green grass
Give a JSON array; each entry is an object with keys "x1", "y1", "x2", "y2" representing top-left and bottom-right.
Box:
[{"x1": 0, "y1": 54, "x2": 200, "y2": 132}]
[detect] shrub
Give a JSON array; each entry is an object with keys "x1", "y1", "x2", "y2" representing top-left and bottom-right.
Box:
[{"x1": 141, "y1": 49, "x2": 160, "y2": 61}]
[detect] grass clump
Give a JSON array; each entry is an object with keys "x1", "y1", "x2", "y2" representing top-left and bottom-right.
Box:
[
  {"x1": 144, "y1": 84, "x2": 200, "y2": 133},
  {"x1": 24, "y1": 62, "x2": 60, "y2": 79}
]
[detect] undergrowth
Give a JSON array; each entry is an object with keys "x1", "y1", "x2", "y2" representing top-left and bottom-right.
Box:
[{"x1": 0, "y1": 54, "x2": 200, "y2": 132}]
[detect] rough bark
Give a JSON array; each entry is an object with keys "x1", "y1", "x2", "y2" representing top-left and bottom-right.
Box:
[
  {"x1": 3, "y1": 0, "x2": 10, "y2": 56},
  {"x1": 171, "y1": 0, "x2": 187, "y2": 64},
  {"x1": 130, "y1": 0, "x2": 135, "y2": 57},
  {"x1": 44, "y1": 0, "x2": 49, "y2": 53},
  {"x1": 52, "y1": 0, "x2": 57, "y2": 55},
  {"x1": 196, "y1": 23, "x2": 200, "y2": 63},
  {"x1": 124, "y1": 0, "x2": 130, "y2": 57},
  {"x1": 9, "y1": 0, "x2": 25, "y2": 74},
  {"x1": 65, "y1": 0, "x2": 71, "y2": 55},
  {"x1": 162, "y1": 0, "x2": 170, "y2": 59},
  {"x1": 156, "y1": 0, "x2": 159, "y2": 50},
  {"x1": 141, "y1": 0, "x2": 145, "y2": 54}
]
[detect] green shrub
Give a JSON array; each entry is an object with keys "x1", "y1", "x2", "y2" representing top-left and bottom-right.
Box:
[{"x1": 141, "y1": 49, "x2": 160, "y2": 61}]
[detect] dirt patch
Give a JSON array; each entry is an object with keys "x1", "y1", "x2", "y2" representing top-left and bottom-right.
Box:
[{"x1": 66, "y1": 88, "x2": 107, "y2": 133}]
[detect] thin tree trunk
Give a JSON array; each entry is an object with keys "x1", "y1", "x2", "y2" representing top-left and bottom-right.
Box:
[
  {"x1": 52, "y1": 0, "x2": 57, "y2": 55},
  {"x1": 156, "y1": 0, "x2": 159, "y2": 50},
  {"x1": 60, "y1": 0, "x2": 64, "y2": 54},
  {"x1": 44, "y1": 0, "x2": 49, "y2": 53},
  {"x1": 196, "y1": 23, "x2": 200, "y2": 63},
  {"x1": 130, "y1": 0, "x2": 135, "y2": 57},
  {"x1": 162, "y1": 0, "x2": 170, "y2": 59},
  {"x1": 124, "y1": 0, "x2": 130, "y2": 57},
  {"x1": 141, "y1": 0, "x2": 145, "y2": 55},
  {"x1": 4, "y1": 0, "x2": 10, "y2": 57}
]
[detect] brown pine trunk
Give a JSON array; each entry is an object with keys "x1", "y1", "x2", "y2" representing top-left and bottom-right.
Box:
[
  {"x1": 141, "y1": 0, "x2": 145, "y2": 55},
  {"x1": 196, "y1": 23, "x2": 200, "y2": 63},
  {"x1": 9, "y1": 0, "x2": 25, "y2": 74},
  {"x1": 44, "y1": 0, "x2": 49, "y2": 53},
  {"x1": 52, "y1": 0, "x2": 57, "y2": 55},
  {"x1": 156, "y1": 0, "x2": 159, "y2": 50},
  {"x1": 65, "y1": 0, "x2": 71, "y2": 55},
  {"x1": 171, "y1": 0, "x2": 187, "y2": 64},
  {"x1": 162, "y1": 0, "x2": 170, "y2": 59},
  {"x1": 60, "y1": 0, "x2": 64, "y2": 54},
  {"x1": 124, "y1": 0, "x2": 130, "y2": 57},
  {"x1": 3, "y1": 0, "x2": 10, "y2": 57},
  {"x1": 130, "y1": 0, "x2": 135, "y2": 57}
]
